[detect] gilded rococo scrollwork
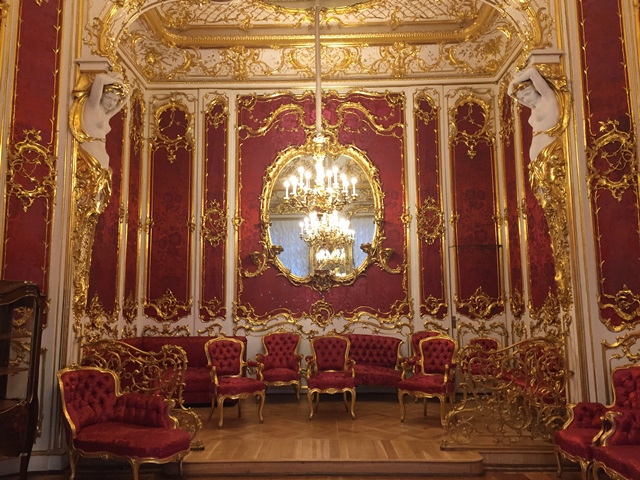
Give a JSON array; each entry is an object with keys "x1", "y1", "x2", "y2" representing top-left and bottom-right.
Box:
[{"x1": 82, "y1": 0, "x2": 556, "y2": 85}]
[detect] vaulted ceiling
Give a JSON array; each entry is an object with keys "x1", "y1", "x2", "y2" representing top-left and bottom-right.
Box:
[{"x1": 118, "y1": 0, "x2": 524, "y2": 85}]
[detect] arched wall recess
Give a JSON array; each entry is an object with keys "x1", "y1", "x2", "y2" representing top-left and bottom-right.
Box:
[{"x1": 252, "y1": 134, "x2": 386, "y2": 292}]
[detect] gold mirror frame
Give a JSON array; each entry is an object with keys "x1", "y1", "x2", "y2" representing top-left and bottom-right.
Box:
[{"x1": 254, "y1": 134, "x2": 385, "y2": 292}]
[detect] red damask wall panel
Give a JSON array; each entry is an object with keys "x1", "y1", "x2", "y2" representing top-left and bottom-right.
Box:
[
  {"x1": 87, "y1": 111, "x2": 125, "y2": 313},
  {"x1": 2, "y1": 0, "x2": 63, "y2": 322},
  {"x1": 200, "y1": 95, "x2": 228, "y2": 325},
  {"x1": 236, "y1": 91, "x2": 408, "y2": 326},
  {"x1": 123, "y1": 93, "x2": 144, "y2": 332},
  {"x1": 144, "y1": 104, "x2": 193, "y2": 323},
  {"x1": 449, "y1": 97, "x2": 503, "y2": 320},
  {"x1": 501, "y1": 94, "x2": 524, "y2": 319},
  {"x1": 415, "y1": 93, "x2": 447, "y2": 319},
  {"x1": 577, "y1": 0, "x2": 640, "y2": 330}
]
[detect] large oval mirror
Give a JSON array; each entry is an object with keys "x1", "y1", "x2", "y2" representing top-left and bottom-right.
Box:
[{"x1": 260, "y1": 135, "x2": 383, "y2": 291}]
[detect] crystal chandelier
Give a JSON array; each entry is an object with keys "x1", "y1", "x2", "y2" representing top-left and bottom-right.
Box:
[
  {"x1": 285, "y1": 0, "x2": 358, "y2": 274},
  {"x1": 282, "y1": 0, "x2": 357, "y2": 216}
]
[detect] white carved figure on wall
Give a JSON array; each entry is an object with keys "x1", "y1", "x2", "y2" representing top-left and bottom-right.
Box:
[
  {"x1": 78, "y1": 72, "x2": 129, "y2": 170},
  {"x1": 508, "y1": 66, "x2": 560, "y2": 163}
]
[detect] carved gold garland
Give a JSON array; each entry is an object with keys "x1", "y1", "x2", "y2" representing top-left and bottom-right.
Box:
[{"x1": 416, "y1": 197, "x2": 445, "y2": 245}]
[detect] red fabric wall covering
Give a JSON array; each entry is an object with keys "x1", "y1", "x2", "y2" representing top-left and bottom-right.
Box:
[
  {"x1": 415, "y1": 94, "x2": 447, "y2": 319},
  {"x1": 200, "y1": 97, "x2": 228, "y2": 321},
  {"x1": 577, "y1": 0, "x2": 640, "y2": 329},
  {"x1": 144, "y1": 105, "x2": 193, "y2": 321},
  {"x1": 449, "y1": 99, "x2": 502, "y2": 319},
  {"x1": 2, "y1": 0, "x2": 63, "y2": 323},
  {"x1": 236, "y1": 92, "x2": 408, "y2": 325},
  {"x1": 123, "y1": 94, "x2": 145, "y2": 315},
  {"x1": 87, "y1": 112, "x2": 125, "y2": 312},
  {"x1": 500, "y1": 94, "x2": 524, "y2": 317}
]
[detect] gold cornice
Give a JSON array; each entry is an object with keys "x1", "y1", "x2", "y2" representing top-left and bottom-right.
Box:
[{"x1": 141, "y1": 6, "x2": 496, "y2": 49}]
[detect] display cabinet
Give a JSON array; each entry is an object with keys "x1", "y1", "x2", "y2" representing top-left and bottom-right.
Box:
[{"x1": 0, "y1": 280, "x2": 45, "y2": 479}]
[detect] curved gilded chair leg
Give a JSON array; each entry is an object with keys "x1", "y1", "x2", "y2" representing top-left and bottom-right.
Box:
[
  {"x1": 217, "y1": 397, "x2": 226, "y2": 428},
  {"x1": 237, "y1": 399, "x2": 243, "y2": 418},
  {"x1": 257, "y1": 392, "x2": 265, "y2": 423},
  {"x1": 179, "y1": 457, "x2": 185, "y2": 480},
  {"x1": 349, "y1": 389, "x2": 356, "y2": 420},
  {"x1": 207, "y1": 398, "x2": 216, "y2": 421},
  {"x1": 342, "y1": 391, "x2": 349, "y2": 412},
  {"x1": 69, "y1": 451, "x2": 79, "y2": 480},
  {"x1": 130, "y1": 459, "x2": 141, "y2": 480},
  {"x1": 438, "y1": 396, "x2": 446, "y2": 427},
  {"x1": 294, "y1": 383, "x2": 300, "y2": 402},
  {"x1": 307, "y1": 390, "x2": 315, "y2": 419},
  {"x1": 423, "y1": 397, "x2": 428, "y2": 416},
  {"x1": 398, "y1": 390, "x2": 407, "y2": 422}
]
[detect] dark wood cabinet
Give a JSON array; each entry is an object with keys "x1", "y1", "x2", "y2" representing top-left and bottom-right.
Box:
[{"x1": 0, "y1": 280, "x2": 45, "y2": 479}]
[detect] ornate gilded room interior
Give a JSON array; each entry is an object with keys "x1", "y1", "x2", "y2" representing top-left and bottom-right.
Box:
[{"x1": 1, "y1": 0, "x2": 639, "y2": 478}]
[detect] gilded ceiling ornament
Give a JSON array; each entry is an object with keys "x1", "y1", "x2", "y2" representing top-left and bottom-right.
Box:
[{"x1": 416, "y1": 197, "x2": 445, "y2": 245}]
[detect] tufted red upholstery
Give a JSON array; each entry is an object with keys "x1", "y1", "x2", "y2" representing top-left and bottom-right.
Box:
[
  {"x1": 306, "y1": 335, "x2": 356, "y2": 420},
  {"x1": 343, "y1": 334, "x2": 403, "y2": 387},
  {"x1": 398, "y1": 336, "x2": 457, "y2": 426},
  {"x1": 408, "y1": 331, "x2": 442, "y2": 374},
  {"x1": 255, "y1": 332, "x2": 303, "y2": 399},
  {"x1": 592, "y1": 409, "x2": 640, "y2": 480},
  {"x1": 554, "y1": 364, "x2": 640, "y2": 479},
  {"x1": 204, "y1": 337, "x2": 266, "y2": 428},
  {"x1": 57, "y1": 366, "x2": 190, "y2": 480}
]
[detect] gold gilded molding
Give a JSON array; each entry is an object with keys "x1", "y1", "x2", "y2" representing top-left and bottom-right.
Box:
[
  {"x1": 143, "y1": 289, "x2": 193, "y2": 322},
  {"x1": 201, "y1": 199, "x2": 228, "y2": 247},
  {"x1": 528, "y1": 289, "x2": 568, "y2": 341},
  {"x1": 454, "y1": 286, "x2": 504, "y2": 321},
  {"x1": 416, "y1": 197, "x2": 445, "y2": 245},
  {"x1": 598, "y1": 285, "x2": 640, "y2": 329},
  {"x1": 71, "y1": 148, "x2": 112, "y2": 324},
  {"x1": 80, "y1": 295, "x2": 119, "y2": 344},
  {"x1": 587, "y1": 120, "x2": 637, "y2": 201},
  {"x1": 510, "y1": 287, "x2": 525, "y2": 320},
  {"x1": 141, "y1": 323, "x2": 190, "y2": 337},
  {"x1": 6, "y1": 130, "x2": 57, "y2": 212}
]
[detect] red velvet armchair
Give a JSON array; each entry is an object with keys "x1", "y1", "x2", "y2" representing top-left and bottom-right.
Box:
[
  {"x1": 255, "y1": 331, "x2": 303, "y2": 400},
  {"x1": 554, "y1": 364, "x2": 640, "y2": 480},
  {"x1": 305, "y1": 335, "x2": 357, "y2": 420},
  {"x1": 204, "y1": 337, "x2": 266, "y2": 428},
  {"x1": 57, "y1": 365, "x2": 191, "y2": 480},
  {"x1": 398, "y1": 335, "x2": 457, "y2": 426},
  {"x1": 408, "y1": 330, "x2": 444, "y2": 374}
]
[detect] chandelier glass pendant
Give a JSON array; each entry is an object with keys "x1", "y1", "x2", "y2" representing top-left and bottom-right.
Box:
[{"x1": 281, "y1": 0, "x2": 359, "y2": 274}]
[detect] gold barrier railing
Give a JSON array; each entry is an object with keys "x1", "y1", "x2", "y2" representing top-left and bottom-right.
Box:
[
  {"x1": 443, "y1": 337, "x2": 567, "y2": 447},
  {"x1": 80, "y1": 339, "x2": 203, "y2": 449}
]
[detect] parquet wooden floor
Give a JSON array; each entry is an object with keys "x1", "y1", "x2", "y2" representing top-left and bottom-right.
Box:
[{"x1": 2, "y1": 392, "x2": 585, "y2": 479}]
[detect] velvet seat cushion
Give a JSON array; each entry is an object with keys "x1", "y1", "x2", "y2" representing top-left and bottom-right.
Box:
[
  {"x1": 353, "y1": 365, "x2": 401, "y2": 387},
  {"x1": 593, "y1": 445, "x2": 640, "y2": 479},
  {"x1": 73, "y1": 422, "x2": 190, "y2": 458},
  {"x1": 554, "y1": 427, "x2": 600, "y2": 459},
  {"x1": 398, "y1": 373, "x2": 453, "y2": 394},
  {"x1": 214, "y1": 377, "x2": 265, "y2": 397},
  {"x1": 307, "y1": 371, "x2": 356, "y2": 390},
  {"x1": 261, "y1": 367, "x2": 300, "y2": 383}
]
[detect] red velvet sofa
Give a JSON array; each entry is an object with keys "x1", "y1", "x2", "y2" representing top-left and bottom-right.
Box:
[
  {"x1": 124, "y1": 336, "x2": 246, "y2": 405},
  {"x1": 343, "y1": 333, "x2": 403, "y2": 388}
]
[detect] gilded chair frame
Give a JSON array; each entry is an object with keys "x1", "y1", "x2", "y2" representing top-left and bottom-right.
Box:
[
  {"x1": 204, "y1": 337, "x2": 266, "y2": 428},
  {"x1": 256, "y1": 331, "x2": 304, "y2": 401},
  {"x1": 398, "y1": 335, "x2": 457, "y2": 426},
  {"x1": 306, "y1": 334, "x2": 356, "y2": 420}
]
